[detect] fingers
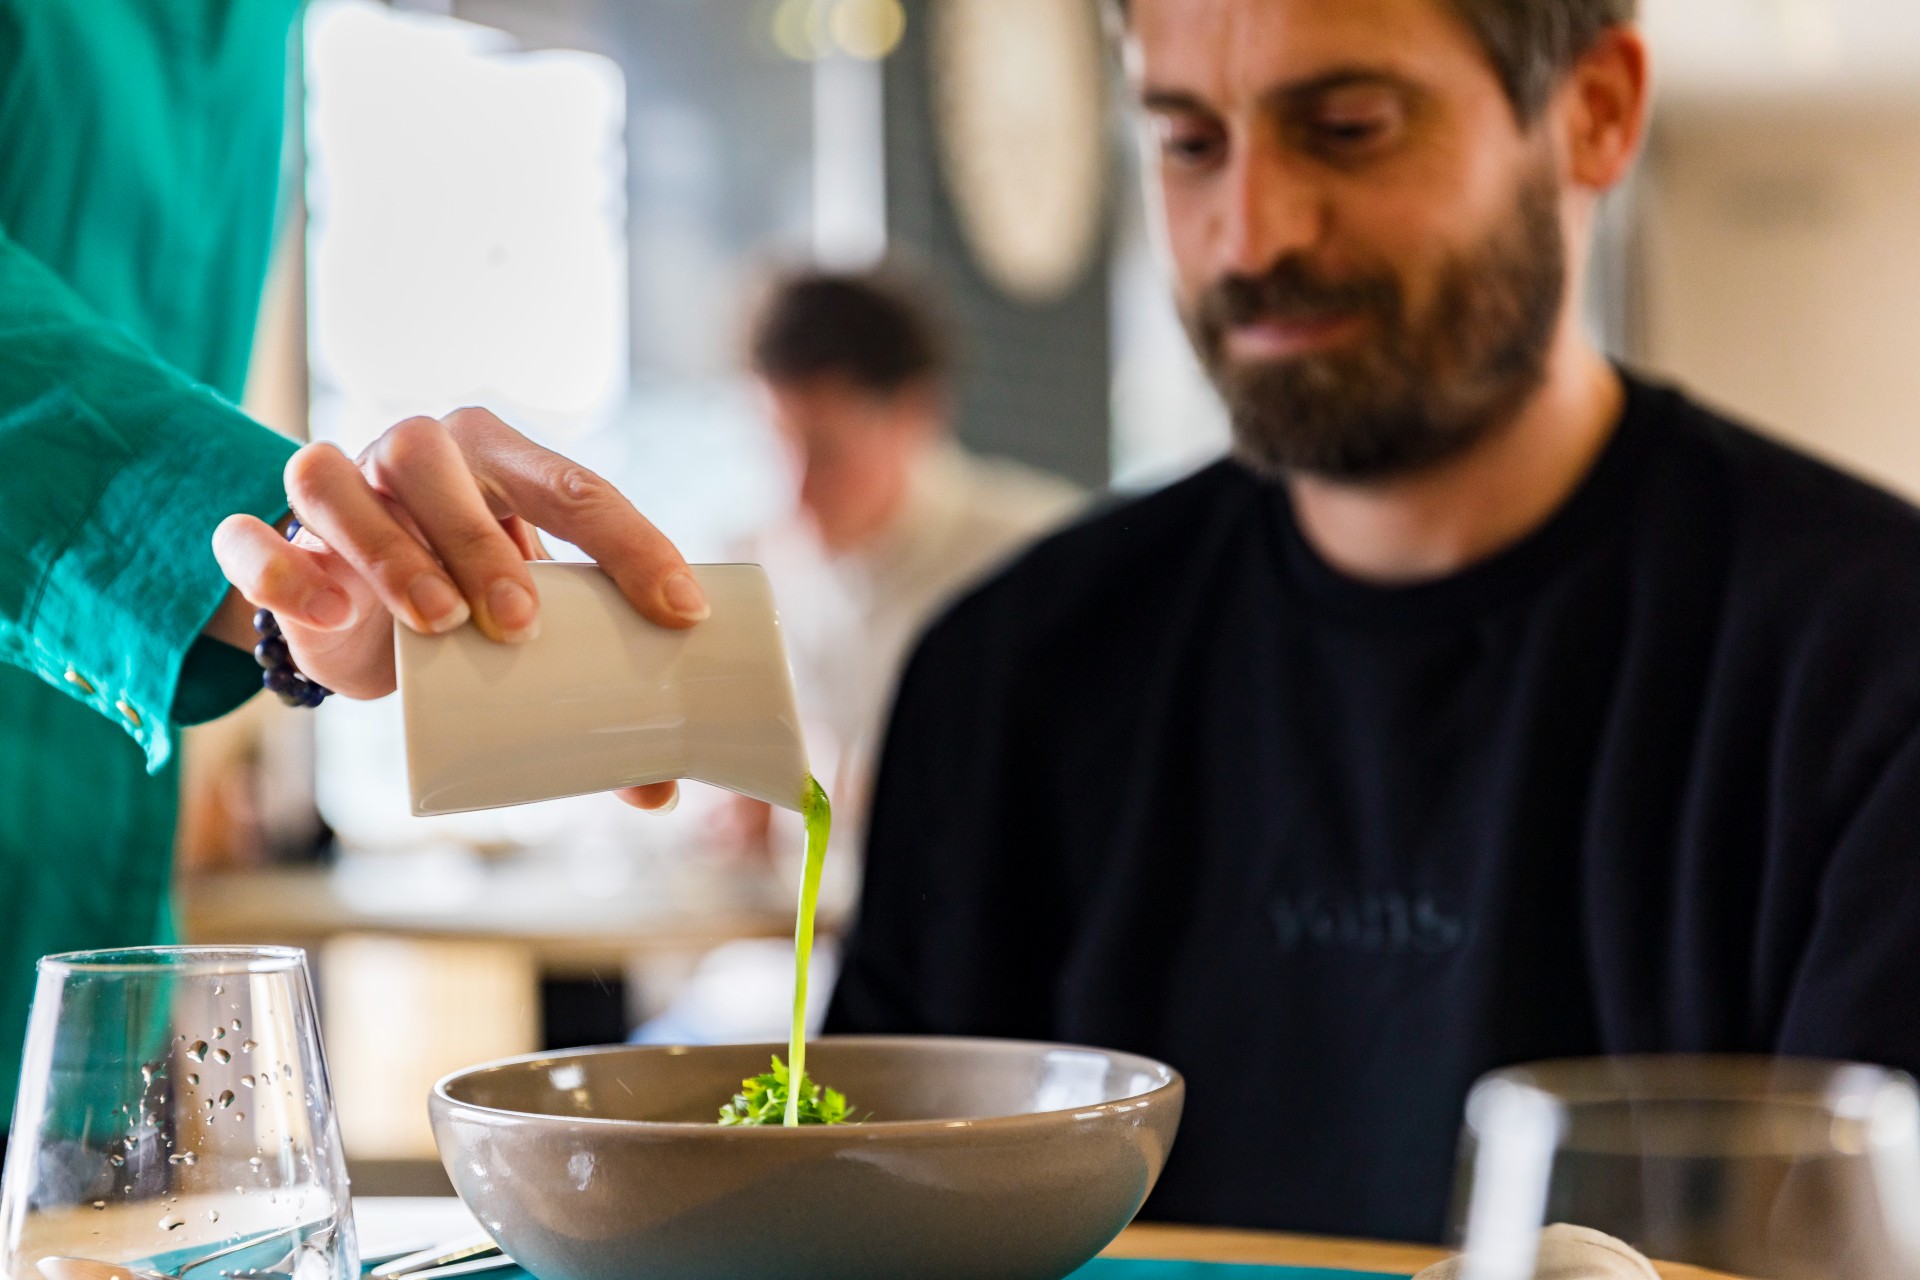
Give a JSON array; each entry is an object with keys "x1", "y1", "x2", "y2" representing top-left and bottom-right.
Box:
[
  {"x1": 284, "y1": 442, "x2": 473, "y2": 636},
  {"x1": 441, "y1": 407, "x2": 710, "y2": 629},
  {"x1": 212, "y1": 515, "x2": 357, "y2": 631},
  {"x1": 616, "y1": 781, "x2": 680, "y2": 812},
  {"x1": 502, "y1": 514, "x2": 551, "y2": 562},
  {"x1": 363, "y1": 417, "x2": 540, "y2": 643}
]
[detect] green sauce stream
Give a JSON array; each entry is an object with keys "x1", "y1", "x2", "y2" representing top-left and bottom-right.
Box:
[{"x1": 785, "y1": 775, "x2": 832, "y2": 1127}]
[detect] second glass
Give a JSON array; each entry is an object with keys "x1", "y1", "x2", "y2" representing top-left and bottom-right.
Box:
[
  {"x1": 0, "y1": 946, "x2": 356, "y2": 1280},
  {"x1": 1451, "y1": 1055, "x2": 1920, "y2": 1280}
]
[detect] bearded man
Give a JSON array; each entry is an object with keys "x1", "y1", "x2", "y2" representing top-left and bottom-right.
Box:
[{"x1": 826, "y1": 0, "x2": 1920, "y2": 1245}]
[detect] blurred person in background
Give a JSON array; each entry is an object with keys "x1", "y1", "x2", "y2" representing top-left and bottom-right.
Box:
[
  {"x1": 0, "y1": 1, "x2": 693, "y2": 1158},
  {"x1": 721, "y1": 269, "x2": 1082, "y2": 868},
  {"x1": 826, "y1": 0, "x2": 1920, "y2": 1245},
  {"x1": 641, "y1": 269, "x2": 1081, "y2": 1046}
]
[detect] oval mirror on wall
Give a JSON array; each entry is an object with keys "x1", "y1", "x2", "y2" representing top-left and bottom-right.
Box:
[{"x1": 929, "y1": 0, "x2": 1111, "y2": 305}]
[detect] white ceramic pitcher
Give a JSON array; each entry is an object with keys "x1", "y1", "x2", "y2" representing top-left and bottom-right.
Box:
[{"x1": 396, "y1": 561, "x2": 810, "y2": 816}]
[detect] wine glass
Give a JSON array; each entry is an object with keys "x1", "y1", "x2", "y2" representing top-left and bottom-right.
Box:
[
  {"x1": 1450, "y1": 1056, "x2": 1920, "y2": 1280},
  {"x1": 0, "y1": 947, "x2": 357, "y2": 1280}
]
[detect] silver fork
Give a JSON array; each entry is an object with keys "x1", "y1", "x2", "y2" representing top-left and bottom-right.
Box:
[
  {"x1": 390, "y1": 1257, "x2": 517, "y2": 1280},
  {"x1": 366, "y1": 1239, "x2": 511, "y2": 1280}
]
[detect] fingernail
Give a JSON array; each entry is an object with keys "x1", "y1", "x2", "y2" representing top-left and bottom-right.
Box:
[
  {"x1": 662, "y1": 572, "x2": 710, "y2": 622},
  {"x1": 488, "y1": 579, "x2": 539, "y2": 642},
  {"x1": 647, "y1": 785, "x2": 680, "y2": 815},
  {"x1": 304, "y1": 587, "x2": 353, "y2": 630},
  {"x1": 408, "y1": 574, "x2": 470, "y2": 634}
]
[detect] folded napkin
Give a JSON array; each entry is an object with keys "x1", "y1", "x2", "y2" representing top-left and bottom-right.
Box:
[{"x1": 1413, "y1": 1225, "x2": 1660, "y2": 1280}]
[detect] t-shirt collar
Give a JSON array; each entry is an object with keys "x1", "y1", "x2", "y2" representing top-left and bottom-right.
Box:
[{"x1": 1262, "y1": 370, "x2": 1656, "y2": 625}]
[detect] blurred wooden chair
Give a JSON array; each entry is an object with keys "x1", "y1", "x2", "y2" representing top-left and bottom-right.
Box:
[{"x1": 320, "y1": 935, "x2": 540, "y2": 1162}]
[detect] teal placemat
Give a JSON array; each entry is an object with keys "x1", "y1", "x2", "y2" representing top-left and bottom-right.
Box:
[{"x1": 1075, "y1": 1261, "x2": 1407, "y2": 1279}]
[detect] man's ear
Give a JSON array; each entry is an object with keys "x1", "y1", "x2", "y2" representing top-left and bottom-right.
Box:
[{"x1": 1558, "y1": 25, "x2": 1651, "y2": 193}]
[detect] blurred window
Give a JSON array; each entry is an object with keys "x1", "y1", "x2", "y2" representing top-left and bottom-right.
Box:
[
  {"x1": 307, "y1": 0, "x2": 629, "y2": 449},
  {"x1": 304, "y1": 0, "x2": 794, "y2": 852}
]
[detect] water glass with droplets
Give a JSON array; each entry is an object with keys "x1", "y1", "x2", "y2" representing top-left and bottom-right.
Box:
[{"x1": 0, "y1": 947, "x2": 356, "y2": 1280}]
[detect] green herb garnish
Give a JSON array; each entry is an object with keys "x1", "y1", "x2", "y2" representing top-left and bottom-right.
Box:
[{"x1": 717, "y1": 1055, "x2": 852, "y2": 1126}]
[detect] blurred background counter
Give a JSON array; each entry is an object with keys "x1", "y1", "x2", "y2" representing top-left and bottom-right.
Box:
[{"x1": 183, "y1": 846, "x2": 797, "y2": 1190}]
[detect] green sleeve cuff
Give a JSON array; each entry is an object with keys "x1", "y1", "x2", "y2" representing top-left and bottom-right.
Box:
[{"x1": 26, "y1": 392, "x2": 295, "y2": 771}]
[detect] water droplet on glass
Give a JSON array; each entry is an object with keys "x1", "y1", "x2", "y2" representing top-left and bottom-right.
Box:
[
  {"x1": 234, "y1": 1111, "x2": 246, "y2": 1122},
  {"x1": 186, "y1": 1041, "x2": 208, "y2": 1062},
  {"x1": 230, "y1": 1019, "x2": 242, "y2": 1031},
  {"x1": 160, "y1": 1216, "x2": 183, "y2": 1232},
  {"x1": 108, "y1": 1155, "x2": 125, "y2": 1167},
  {"x1": 241, "y1": 1075, "x2": 255, "y2": 1089},
  {"x1": 203, "y1": 1099, "x2": 215, "y2": 1113},
  {"x1": 213, "y1": 1027, "x2": 227, "y2": 1041},
  {"x1": 91, "y1": 1201, "x2": 105, "y2": 1211},
  {"x1": 207, "y1": 1211, "x2": 220, "y2": 1223},
  {"x1": 242, "y1": 1039, "x2": 258, "y2": 1054},
  {"x1": 214, "y1": 1049, "x2": 231, "y2": 1065},
  {"x1": 212, "y1": 983, "x2": 223, "y2": 995},
  {"x1": 187, "y1": 1073, "x2": 199, "y2": 1086},
  {"x1": 217, "y1": 1090, "x2": 236, "y2": 1109}
]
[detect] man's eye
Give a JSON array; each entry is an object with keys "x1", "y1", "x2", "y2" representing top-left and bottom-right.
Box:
[
  {"x1": 1316, "y1": 117, "x2": 1389, "y2": 145},
  {"x1": 1154, "y1": 119, "x2": 1226, "y2": 169},
  {"x1": 1301, "y1": 97, "x2": 1405, "y2": 158}
]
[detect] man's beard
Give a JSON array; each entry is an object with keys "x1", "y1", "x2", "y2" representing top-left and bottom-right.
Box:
[{"x1": 1186, "y1": 159, "x2": 1567, "y2": 482}]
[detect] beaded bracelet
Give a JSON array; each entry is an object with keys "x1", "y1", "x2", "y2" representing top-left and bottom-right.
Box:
[{"x1": 253, "y1": 518, "x2": 333, "y2": 708}]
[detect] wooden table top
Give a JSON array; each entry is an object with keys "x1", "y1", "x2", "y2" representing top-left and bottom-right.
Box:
[
  {"x1": 356, "y1": 1201, "x2": 1736, "y2": 1278},
  {"x1": 1104, "y1": 1224, "x2": 1446, "y2": 1272},
  {"x1": 1106, "y1": 1224, "x2": 1733, "y2": 1279}
]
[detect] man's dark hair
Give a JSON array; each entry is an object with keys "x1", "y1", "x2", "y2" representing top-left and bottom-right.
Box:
[
  {"x1": 749, "y1": 268, "x2": 950, "y2": 395},
  {"x1": 1111, "y1": 0, "x2": 1639, "y2": 122},
  {"x1": 1449, "y1": 0, "x2": 1639, "y2": 119}
]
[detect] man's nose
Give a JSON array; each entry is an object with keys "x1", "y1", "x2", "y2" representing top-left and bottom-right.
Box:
[{"x1": 1218, "y1": 142, "x2": 1324, "y2": 278}]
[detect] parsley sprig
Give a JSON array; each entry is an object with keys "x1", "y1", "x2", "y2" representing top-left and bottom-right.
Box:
[{"x1": 717, "y1": 1055, "x2": 853, "y2": 1126}]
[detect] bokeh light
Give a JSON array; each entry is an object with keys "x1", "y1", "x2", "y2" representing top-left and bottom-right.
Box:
[
  {"x1": 772, "y1": 0, "x2": 905, "y2": 61},
  {"x1": 831, "y1": 0, "x2": 906, "y2": 59}
]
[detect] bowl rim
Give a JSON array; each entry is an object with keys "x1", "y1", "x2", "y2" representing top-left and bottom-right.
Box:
[{"x1": 431, "y1": 1034, "x2": 1185, "y2": 1135}]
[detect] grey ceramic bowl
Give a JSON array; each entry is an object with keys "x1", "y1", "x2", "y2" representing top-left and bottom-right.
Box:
[{"x1": 429, "y1": 1036, "x2": 1184, "y2": 1280}]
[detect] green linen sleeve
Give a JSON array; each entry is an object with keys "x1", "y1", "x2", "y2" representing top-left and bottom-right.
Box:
[{"x1": 0, "y1": 225, "x2": 299, "y2": 772}]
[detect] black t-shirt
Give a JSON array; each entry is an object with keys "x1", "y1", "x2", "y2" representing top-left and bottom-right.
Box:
[{"x1": 825, "y1": 375, "x2": 1920, "y2": 1243}]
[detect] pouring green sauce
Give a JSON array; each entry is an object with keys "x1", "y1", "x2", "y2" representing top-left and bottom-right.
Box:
[{"x1": 717, "y1": 775, "x2": 855, "y2": 1126}]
